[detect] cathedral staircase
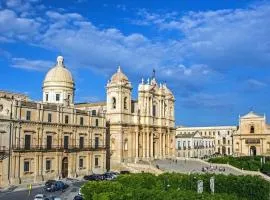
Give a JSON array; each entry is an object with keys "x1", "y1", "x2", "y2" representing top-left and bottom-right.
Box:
[{"x1": 121, "y1": 162, "x2": 163, "y2": 175}]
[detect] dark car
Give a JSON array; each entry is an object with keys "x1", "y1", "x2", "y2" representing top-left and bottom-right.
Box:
[
  {"x1": 45, "y1": 180, "x2": 56, "y2": 186},
  {"x1": 120, "y1": 170, "x2": 130, "y2": 174},
  {"x1": 73, "y1": 195, "x2": 83, "y2": 200},
  {"x1": 83, "y1": 174, "x2": 104, "y2": 181},
  {"x1": 55, "y1": 181, "x2": 69, "y2": 191},
  {"x1": 44, "y1": 181, "x2": 68, "y2": 192},
  {"x1": 44, "y1": 182, "x2": 57, "y2": 192}
]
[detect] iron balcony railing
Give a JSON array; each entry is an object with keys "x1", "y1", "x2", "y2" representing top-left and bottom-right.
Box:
[{"x1": 12, "y1": 144, "x2": 106, "y2": 152}]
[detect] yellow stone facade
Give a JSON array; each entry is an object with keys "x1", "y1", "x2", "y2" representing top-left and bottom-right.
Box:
[
  {"x1": 0, "y1": 57, "x2": 106, "y2": 187},
  {"x1": 76, "y1": 67, "x2": 176, "y2": 167},
  {"x1": 233, "y1": 111, "x2": 270, "y2": 156}
]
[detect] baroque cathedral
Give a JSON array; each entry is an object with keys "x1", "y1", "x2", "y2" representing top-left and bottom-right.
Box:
[{"x1": 0, "y1": 56, "x2": 175, "y2": 187}]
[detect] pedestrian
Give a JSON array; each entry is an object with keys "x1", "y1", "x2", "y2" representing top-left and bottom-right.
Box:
[{"x1": 176, "y1": 160, "x2": 177, "y2": 164}]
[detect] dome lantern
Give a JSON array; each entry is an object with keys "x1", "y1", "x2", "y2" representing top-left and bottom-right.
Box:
[{"x1": 42, "y1": 56, "x2": 75, "y2": 105}]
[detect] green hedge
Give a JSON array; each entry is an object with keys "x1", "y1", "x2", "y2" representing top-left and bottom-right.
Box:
[
  {"x1": 81, "y1": 173, "x2": 270, "y2": 200},
  {"x1": 208, "y1": 156, "x2": 270, "y2": 172}
]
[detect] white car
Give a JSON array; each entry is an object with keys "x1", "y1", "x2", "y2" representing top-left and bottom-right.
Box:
[{"x1": 34, "y1": 194, "x2": 47, "y2": 200}]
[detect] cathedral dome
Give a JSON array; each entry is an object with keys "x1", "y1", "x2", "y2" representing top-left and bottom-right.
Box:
[
  {"x1": 43, "y1": 56, "x2": 74, "y2": 89},
  {"x1": 110, "y1": 66, "x2": 129, "y2": 83}
]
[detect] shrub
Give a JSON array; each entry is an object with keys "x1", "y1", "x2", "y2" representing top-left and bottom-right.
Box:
[{"x1": 81, "y1": 173, "x2": 270, "y2": 200}]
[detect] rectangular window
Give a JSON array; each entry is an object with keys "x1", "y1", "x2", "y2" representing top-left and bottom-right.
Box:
[
  {"x1": 67, "y1": 95, "x2": 70, "y2": 100},
  {"x1": 152, "y1": 105, "x2": 156, "y2": 117},
  {"x1": 79, "y1": 158, "x2": 83, "y2": 168},
  {"x1": 95, "y1": 137, "x2": 99, "y2": 148},
  {"x1": 26, "y1": 111, "x2": 31, "y2": 120},
  {"x1": 56, "y1": 94, "x2": 60, "y2": 101},
  {"x1": 95, "y1": 157, "x2": 99, "y2": 167},
  {"x1": 46, "y1": 160, "x2": 51, "y2": 171},
  {"x1": 80, "y1": 117, "x2": 84, "y2": 126},
  {"x1": 25, "y1": 135, "x2": 31, "y2": 150},
  {"x1": 92, "y1": 110, "x2": 96, "y2": 116},
  {"x1": 24, "y1": 161, "x2": 30, "y2": 172},
  {"x1": 48, "y1": 113, "x2": 52, "y2": 123},
  {"x1": 79, "y1": 137, "x2": 84, "y2": 149},
  {"x1": 95, "y1": 119, "x2": 99, "y2": 127},
  {"x1": 46, "y1": 94, "x2": 49, "y2": 101},
  {"x1": 47, "y1": 135, "x2": 52, "y2": 150},
  {"x1": 65, "y1": 115, "x2": 69, "y2": 124},
  {"x1": 64, "y1": 136, "x2": 69, "y2": 149}
]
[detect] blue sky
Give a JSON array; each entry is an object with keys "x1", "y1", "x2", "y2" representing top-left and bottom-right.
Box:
[{"x1": 0, "y1": 0, "x2": 270, "y2": 126}]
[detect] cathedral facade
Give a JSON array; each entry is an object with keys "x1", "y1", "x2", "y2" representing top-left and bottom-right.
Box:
[{"x1": 76, "y1": 67, "x2": 176, "y2": 167}]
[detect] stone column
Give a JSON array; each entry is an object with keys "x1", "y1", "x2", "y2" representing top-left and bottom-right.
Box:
[
  {"x1": 142, "y1": 132, "x2": 145, "y2": 158},
  {"x1": 135, "y1": 131, "x2": 138, "y2": 162},
  {"x1": 163, "y1": 134, "x2": 166, "y2": 157},
  {"x1": 167, "y1": 134, "x2": 170, "y2": 157},
  {"x1": 150, "y1": 133, "x2": 154, "y2": 158},
  {"x1": 159, "y1": 133, "x2": 162, "y2": 158},
  {"x1": 146, "y1": 130, "x2": 149, "y2": 158}
]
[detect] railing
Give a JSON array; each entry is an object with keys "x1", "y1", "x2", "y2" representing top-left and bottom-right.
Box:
[
  {"x1": 12, "y1": 144, "x2": 106, "y2": 152},
  {"x1": 0, "y1": 146, "x2": 9, "y2": 154}
]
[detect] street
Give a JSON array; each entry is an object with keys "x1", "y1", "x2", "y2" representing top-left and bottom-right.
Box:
[{"x1": 0, "y1": 180, "x2": 86, "y2": 200}]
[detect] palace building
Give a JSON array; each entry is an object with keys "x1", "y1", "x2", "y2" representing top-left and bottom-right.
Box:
[
  {"x1": 175, "y1": 131, "x2": 215, "y2": 158},
  {"x1": 176, "y1": 126, "x2": 236, "y2": 156},
  {"x1": 233, "y1": 111, "x2": 270, "y2": 156},
  {"x1": 0, "y1": 56, "x2": 106, "y2": 187}
]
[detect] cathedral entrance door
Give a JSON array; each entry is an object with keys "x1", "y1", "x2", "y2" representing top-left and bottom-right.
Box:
[
  {"x1": 250, "y1": 146, "x2": 256, "y2": 156},
  {"x1": 62, "y1": 157, "x2": 68, "y2": 178},
  {"x1": 222, "y1": 146, "x2": 226, "y2": 155}
]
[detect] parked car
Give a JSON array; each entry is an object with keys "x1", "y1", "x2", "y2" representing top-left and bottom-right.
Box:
[
  {"x1": 120, "y1": 170, "x2": 130, "y2": 174},
  {"x1": 103, "y1": 172, "x2": 118, "y2": 180},
  {"x1": 45, "y1": 180, "x2": 56, "y2": 186},
  {"x1": 34, "y1": 194, "x2": 49, "y2": 200},
  {"x1": 83, "y1": 174, "x2": 104, "y2": 181},
  {"x1": 44, "y1": 182, "x2": 56, "y2": 192},
  {"x1": 44, "y1": 181, "x2": 68, "y2": 192},
  {"x1": 73, "y1": 195, "x2": 83, "y2": 200}
]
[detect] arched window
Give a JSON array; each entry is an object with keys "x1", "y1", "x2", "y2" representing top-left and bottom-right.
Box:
[
  {"x1": 124, "y1": 139, "x2": 128, "y2": 151},
  {"x1": 250, "y1": 125, "x2": 254, "y2": 133},
  {"x1": 236, "y1": 142, "x2": 239, "y2": 149},
  {"x1": 112, "y1": 97, "x2": 116, "y2": 109},
  {"x1": 152, "y1": 104, "x2": 156, "y2": 117},
  {"x1": 124, "y1": 97, "x2": 128, "y2": 110}
]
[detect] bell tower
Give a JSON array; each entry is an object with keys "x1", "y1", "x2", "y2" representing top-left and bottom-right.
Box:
[
  {"x1": 106, "y1": 66, "x2": 132, "y2": 165},
  {"x1": 106, "y1": 66, "x2": 132, "y2": 124}
]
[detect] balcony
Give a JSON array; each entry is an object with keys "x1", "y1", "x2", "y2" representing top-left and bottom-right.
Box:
[{"x1": 12, "y1": 144, "x2": 106, "y2": 152}]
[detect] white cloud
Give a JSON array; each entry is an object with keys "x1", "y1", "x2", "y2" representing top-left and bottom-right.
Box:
[
  {"x1": 135, "y1": 3, "x2": 270, "y2": 69},
  {"x1": 11, "y1": 58, "x2": 54, "y2": 71},
  {"x1": 0, "y1": 9, "x2": 40, "y2": 40}
]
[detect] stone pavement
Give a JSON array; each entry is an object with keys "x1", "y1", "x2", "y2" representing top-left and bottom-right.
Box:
[{"x1": 154, "y1": 159, "x2": 244, "y2": 175}]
